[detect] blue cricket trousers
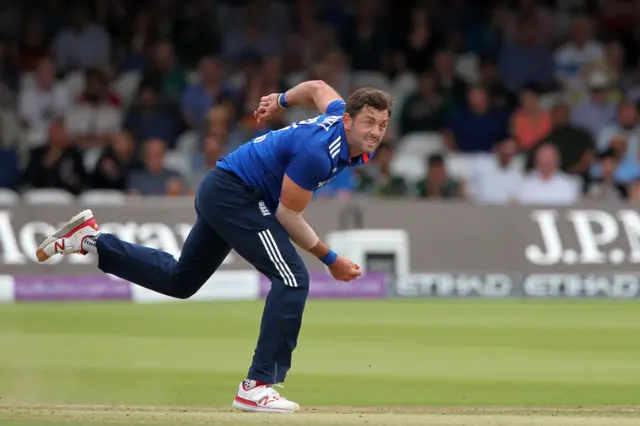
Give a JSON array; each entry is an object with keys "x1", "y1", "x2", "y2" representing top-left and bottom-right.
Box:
[{"x1": 95, "y1": 167, "x2": 311, "y2": 384}]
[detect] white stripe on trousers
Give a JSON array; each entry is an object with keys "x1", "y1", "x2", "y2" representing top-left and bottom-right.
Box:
[{"x1": 258, "y1": 230, "x2": 298, "y2": 287}]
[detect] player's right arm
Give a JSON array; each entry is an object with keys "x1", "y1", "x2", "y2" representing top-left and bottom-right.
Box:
[
  {"x1": 276, "y1": 150, "x2": 361, "y2": 282},
  {"x1": 254, "y1": 80, "x2": 344, "y2": 123}
]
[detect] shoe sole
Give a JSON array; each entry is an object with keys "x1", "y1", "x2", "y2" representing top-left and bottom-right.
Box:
[
  {"x1": 36, "y1": 209, "x2": 94, "y2": 263},
  {"x1": 231, "y1": 399, "x2": 298, "y2": 413}
]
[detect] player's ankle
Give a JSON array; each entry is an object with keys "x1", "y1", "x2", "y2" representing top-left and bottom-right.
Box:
[{"x1": 242, "y1": 379, "x2": 268, "y2": 390}]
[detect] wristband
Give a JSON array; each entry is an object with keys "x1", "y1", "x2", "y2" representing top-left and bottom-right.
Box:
[
  {"x1": 276, "y1": 93, "x2": 289, "y2": 109},
  {"x1": 320, "y1": 249, "x2": 338, "y2": 266}
]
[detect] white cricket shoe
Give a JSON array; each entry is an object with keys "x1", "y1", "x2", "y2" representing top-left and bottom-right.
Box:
[
  {"x1": 232, "y1": 381, "x2": 300, "y2": 413},
  {"x1": 36, "y1": 209, "x2": 100, "y2": 262}
]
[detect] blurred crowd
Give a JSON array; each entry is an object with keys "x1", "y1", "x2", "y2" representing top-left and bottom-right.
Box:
[{"x1": 1, "y1": 0, "x2": 640, "y2": 204}]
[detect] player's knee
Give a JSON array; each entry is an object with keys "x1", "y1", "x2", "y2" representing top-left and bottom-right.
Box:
[
  {"x1": 172, "y1": 287, "x2": 196, "y2": 299},
  {"x1": 169, "y1": 275, "x2": 203, "y2": 299}
]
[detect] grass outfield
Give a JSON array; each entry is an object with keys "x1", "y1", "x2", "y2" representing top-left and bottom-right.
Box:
[{"x1": 0, "y1": 299, "x2": 638, "y2": 425}]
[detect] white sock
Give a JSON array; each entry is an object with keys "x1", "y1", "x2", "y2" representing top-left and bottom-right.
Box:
[{"x1": 81, "y1": 234, "x2": 99, "y2": 254}]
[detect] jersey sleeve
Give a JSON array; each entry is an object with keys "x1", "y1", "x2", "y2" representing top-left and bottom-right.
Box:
[
  {"x1": 285, "y1": 147, "x2": 332, "y2": 191},
  {"x1": 325, "y1": 99, "x2": 346, "y2": 116}
]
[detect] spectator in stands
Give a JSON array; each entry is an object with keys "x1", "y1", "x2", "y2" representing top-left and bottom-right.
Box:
[
  {"x1": 283, "y1": 3, "x2": 325, "y2": 72},
  {"x1": 464, "y1": 5, "x2": 505, "y2": 56},
  {"x1": 467, "y1": 137, "x2": 524, "y2": 204},
  {"x1": 91, "y1": 131, "x2": 140, "y2": 191},
  {"x1": 585, "y1": 148, "x2": 628, "y2": 201},
  {"x1": 204, "y1": 105, "x2": 231, "y2": 138},
  {"x1": 188, "y1": 133, "x2": 224, "y2": 191},
  {"x1": 23, "y1": 120, "x2": 87, "y2": 195},
  {"x1": 127, "y1": 138, "x2": 186, "y2": 196},
  {"x1": 181, "y1": 56, "x2": 233, "y2": 131},
  {"x1": 433, "y1": 49, "x2": 467, "y2": 114},
  {"x1": 227, "y1": 47, "x2": 262, "y2": 93},
  {"x1": 590, "y1": 133, "x2": 640, "y2": 185},
  {"x1": 172, "y1": 1, "x2": 221, "y2": 69},
  {"x1": 356, "y1": 143, "x2": 407, "y2": 197},
  {"x1": 498, "y1": 16, "x2": 555, "y2": 93},
  {"x1": 554, "y1": 16, "x2": 605, "y2": 94},
  {"x1": 53, "y1": 5, "x2": 111, "y2": 73},
  {"x1": 600, "y1": 0, "x2": 635, "y2": 37},
  {"x1": 624, "y1": 67, "x2": 640, "y2": 105},
  {"x1": 596, "y1": 100, "x2": 640, "y2": 159},
  {"x1": 628, "y1": 179, "x2": 640, "y2": 203},
  {"x1": 124, "y1": 84, "x2": 183, "y2": 150},
  {"x1": 261, "y1": 53, "x2": 287, "y2": 96},
  {"x1": 510, "y1": 84, "x2": 552, "y2": 151},
  {"x1": 221, "y1": 18, "x2": 280, "y2": 62},
  {"x1": 140, "y1": 40, "x2": 187, "y2": 103},
  {"x1": 340, "y1": 0, "x2": 388, "y2": 72},
  {"x1": 304, "y1": 51, "x2": 353, "y2": 107},
  {"x1": 415, "y1": 153, "x2": 464, "y2": 200},
  {"x1": 40, "y1": 0, "x2": 66, "y2": 42},
  {"x1": 570, "y1": 72, "x2": 618, "y2": 140},
  {"x1": 399, "y1": 71, "x2": 446, "y2": 136},
  {"x1": 234, "y1": 69, "x2": 285, "y2": 144},
  {"x1": 478, "y1": 55, "x2": 516, "y2": 112},
  {"x1": 0, "y1": 147, "x2": 20, "y2": 190},
  {"x1": 114, "y1": 8, "x2": 156, "y2": 72},
  {"x1": 64, "y1": 67, "x2": 122, "y2": 148},
  {"x1": 321, "y1": 50, "x2": 353, "y2": 99},
  {"x1": 18, "y1": 17, "x2": 49, "y2": 72},
  {"x1": 395, "y1": 7, "x2": 441, "y2": 74},
  {"x1": 18, "y1": 57, "x2": 69, "y2": 148},
  {"x1": 502, "y1": 0, "x2": 558, "y2": 48},
  {"x1": 527, "y1": 103, "x2": 595, "y2": 176},
  {"x1": 443, "y1": 84, "x2": 509, "y2": 152},
  {"x1": 605, "y1": 40, "x2": 632, "y2": 93},
  {"x1": 517, "y1": 143, "x2": 581, "y2": 204},
  {"x1": 0, "y1": 79, "x2": 14, "y2": 110},
  {"x1": 200, "y1": 105, "x2": 237, "y2": 154},
  {"x1": 0, "y1": 39, "x2": 20, "y2": 93},
  {"x1": 75, "y1": 67, "x2": 122, "y2": 108}
]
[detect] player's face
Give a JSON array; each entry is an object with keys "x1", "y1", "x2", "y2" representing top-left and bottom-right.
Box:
[{"x1": 347, "y1": 106, "x2": 389, "y2": 154}]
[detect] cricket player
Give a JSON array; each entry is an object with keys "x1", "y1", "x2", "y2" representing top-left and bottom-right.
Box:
[{"x1": 35, "y1": 80, "x2": 393, "y2": 413}]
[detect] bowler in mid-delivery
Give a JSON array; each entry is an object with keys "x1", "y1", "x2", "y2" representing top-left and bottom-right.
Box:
[{"x1": 35, "y1": 80, "x2": 393, "y2": 413}]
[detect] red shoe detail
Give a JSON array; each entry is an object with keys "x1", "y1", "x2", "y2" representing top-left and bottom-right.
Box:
[{"x1": 235, "y1": 395, "x2": 258, "y2": 407}]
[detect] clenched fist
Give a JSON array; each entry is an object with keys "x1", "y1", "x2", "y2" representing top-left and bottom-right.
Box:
[
  {"x1": 254, "y1": 94, "x2": 283, "y2": 124},
  {"x1": 328, "y1": 255, "x2": 362, "y2": 282}
]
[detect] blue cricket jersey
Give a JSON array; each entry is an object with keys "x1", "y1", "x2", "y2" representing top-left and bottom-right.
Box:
[{"x1": 217, "y1": 100, "x2": 369, "y2": 211}]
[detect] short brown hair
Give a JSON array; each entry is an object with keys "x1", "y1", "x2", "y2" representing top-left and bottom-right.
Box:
[{"x1": 345, "y1": 87, "x2": 393, "y2": 118}]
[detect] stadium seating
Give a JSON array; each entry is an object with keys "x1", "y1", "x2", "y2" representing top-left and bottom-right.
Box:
[
  {"x1": 174, "y1": 130, "x2": 201, "y2": 159},
  {"x1": 82, "y1": 147, "x2": 102, "y2": 173},
  {"x1": 78, "y1": 189, "x2": 127, "y2": 205},
  {"x1": 164, "y1": 150, "x2": 192, "y2": 177},
  {"x1": 112, "y1": 70, "x2": 142, "y2": 108},
  {"x1": 353, "y1": 71, "x2": 392, "y2": 94},
  {"x1": 0, "y1": 188, "x2": 19, "y2": 205},
  {"x1": 22, "y1": 188, "x2": 75, "y2": 204}
]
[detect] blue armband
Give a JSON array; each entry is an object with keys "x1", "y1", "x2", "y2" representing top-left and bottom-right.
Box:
[
  {"x1": 276, "y1": 93, "x2": 289, "y2": 109},
  {"x1": 320, "y1": 249, "x2": 338, "y2": 266}
]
